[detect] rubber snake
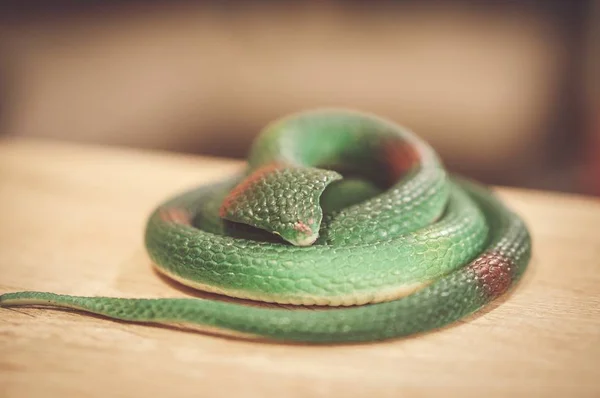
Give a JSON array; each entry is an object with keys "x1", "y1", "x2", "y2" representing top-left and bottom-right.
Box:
[{"x1": 0, "y1": 109, "x2": 532, "y2": 344}]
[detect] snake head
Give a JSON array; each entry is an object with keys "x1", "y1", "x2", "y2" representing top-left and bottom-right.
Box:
[{"x1": 219, "y1": 164, "x2": 342, "y2": 246}]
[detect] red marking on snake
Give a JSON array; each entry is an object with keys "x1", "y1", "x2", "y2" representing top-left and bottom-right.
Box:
[
  {"x1": 219, "y1": 162, "x2": 283, "y2": 218},
  {"x1": 382, "y1": 140, "x2": 421, "y2": 181},
  {"x1": 467, "y1": 251, "x2": 515, "y2": 299},
  {"x1": 159, "y1": 208, "x2": 192, "y2": 225},
  {"x1": 293, "y1": 221, "x2": 312, "y2": 234}
]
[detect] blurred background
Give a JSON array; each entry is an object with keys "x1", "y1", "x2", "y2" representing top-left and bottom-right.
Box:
[{"x1": 0, "y1": 1, "x2": 598, "y2": 195}]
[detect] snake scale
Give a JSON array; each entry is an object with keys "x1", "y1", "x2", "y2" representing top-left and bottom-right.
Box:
[{"x1": 0, "y1": 109, "x2": 531, "y2": 343}]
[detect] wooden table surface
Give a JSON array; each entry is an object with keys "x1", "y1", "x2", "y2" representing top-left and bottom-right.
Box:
[{"x1": 1, "y1": 137, "x2": 599, "y2": 398}]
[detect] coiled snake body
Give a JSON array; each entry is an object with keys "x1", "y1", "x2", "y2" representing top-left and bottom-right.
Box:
[{"x1": 0, "y1": 109, "x2": 531, "y2": 343}]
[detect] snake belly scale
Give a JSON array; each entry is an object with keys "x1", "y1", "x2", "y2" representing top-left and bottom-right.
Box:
[{"x1": 0, "y1": 109, "x2": 532, "y2": 343}]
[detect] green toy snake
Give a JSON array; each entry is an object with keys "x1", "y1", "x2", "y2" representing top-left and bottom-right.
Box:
[{"x1": 0, "y1": 109, "x2": 531, "y2": 343}]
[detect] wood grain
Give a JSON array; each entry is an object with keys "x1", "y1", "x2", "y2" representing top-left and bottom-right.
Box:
[{"x1": 1, "y1": 137, "x2": 599, "y2": 398}]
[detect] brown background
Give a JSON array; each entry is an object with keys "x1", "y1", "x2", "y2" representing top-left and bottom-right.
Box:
[{"x1": 1, "y1": 1, "x2": 598, "y2": 194}]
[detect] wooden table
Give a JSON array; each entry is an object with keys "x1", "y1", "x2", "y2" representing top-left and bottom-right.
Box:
[{"x1": 1, "y1": 138, "x2": 599, "y2": 397}]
